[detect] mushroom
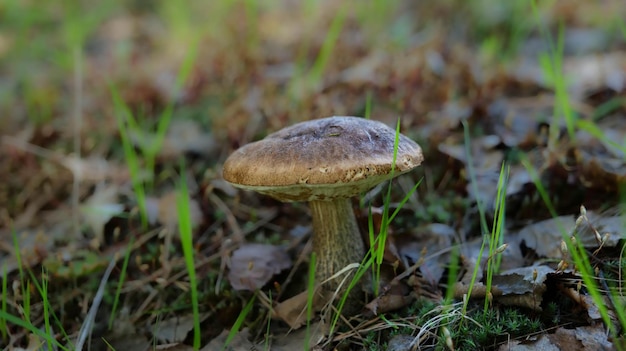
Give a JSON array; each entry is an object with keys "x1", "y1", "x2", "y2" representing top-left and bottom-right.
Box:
[{"x1": 222, "y1": 116, "x2": 423, "y2": 309}]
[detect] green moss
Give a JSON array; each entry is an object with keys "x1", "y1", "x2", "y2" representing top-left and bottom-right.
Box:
[{"x1": 452, "y1": 307, "x2": 543, "y2": 350}]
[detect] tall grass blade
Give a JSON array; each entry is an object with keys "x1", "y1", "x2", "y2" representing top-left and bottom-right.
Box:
[
  {"x1": 461, "y1": 120, "x2": 489, "y2": 315},
  {"x1": 40, "y1": 269, "x2": 52, "y2": 350},
  {"x1": 483, "y1": 162, "x2": 509, "y2": 313},
  {"x1": 0, "y1": 310, "x2": 68, "y2": 350},
  {"x1": 522, "y1": 156, "x2": 626, "y2": 336},
  {"x1": 177, "y1": 164, "x2": 201, "y2": 350}
]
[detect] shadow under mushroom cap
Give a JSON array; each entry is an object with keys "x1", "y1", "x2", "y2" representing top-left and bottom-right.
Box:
[{"x1": 223, "y1": 116, "x2": 424, "y2": 202}]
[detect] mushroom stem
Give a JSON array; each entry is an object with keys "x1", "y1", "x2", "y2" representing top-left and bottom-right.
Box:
[{"x1": 309, "y1": 198, "x2": 365, "y2": 294}]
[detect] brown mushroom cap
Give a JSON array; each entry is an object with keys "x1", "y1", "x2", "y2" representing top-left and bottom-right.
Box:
[{"x1": 222, "y1": 116, "x2": 424, "y2": 201}]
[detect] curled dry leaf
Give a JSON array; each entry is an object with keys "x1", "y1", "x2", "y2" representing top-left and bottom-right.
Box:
[
  {"x1": 364, "y1": 282, "x2": 414, "y2": 316},
  {"x1": 227, "y1": 243, "x2": 291, "y2": 291}
]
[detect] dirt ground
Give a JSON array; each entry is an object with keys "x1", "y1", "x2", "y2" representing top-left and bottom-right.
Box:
[{"x1": 1, "y1": 1, "x2": 626, "y2": 350}]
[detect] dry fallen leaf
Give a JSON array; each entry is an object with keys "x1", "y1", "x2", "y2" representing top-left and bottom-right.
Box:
[
  {"x1": 500, "y1": 325, "x2": 614, "y2": 351},
  {"x1": 438, "y1": 137, "x2": 505, "y2": 208},
  {"x1": 397, "y1": 223, "x2": 456, "y2": 284},
  {"x1": 102, "y1": 334, "x2": 151, "y2": 351},
  {"x1": 458, "y1": 234, "x2": 525, "y2": 287},
  {"x1": 151, "y1": 314, "x2": 196, "y2": 344},
  {"x1": 455, "y1": 265, "x2": 553, "y2": 311},
  {"x1": 486, "y1": 97, "x2": 553, "y2": 148},
  {"x1": 227, "y1": 243, "x2": 291, "y2": 291},
  {"x1": 271, "y1": 321, "x2": 327, "y2": 351},
  {"x1": 271, "y1": 287, "x2": 329, "y2": 329},
  {"x1": 364, "y1": 284, "x2": 415, "y2": 316},
  {"x1": 201, "y1": 328, "x2": 256, "y2": 351},
  {"x1": 515, "y1": 208, "x2": 625, "y2": 259},
  {"x1": 576, "y1": 116, "x2": 626, "y2": 192}
]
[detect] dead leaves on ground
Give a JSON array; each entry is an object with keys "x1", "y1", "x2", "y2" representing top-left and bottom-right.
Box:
[
  {"x1": 1, "y1": 0, "x2": 626, "y2": 350},
  {"x1": 227, "y1": 243, "x2": 291, "y2": 291},
  {"x1": 501, "y1": 325, "x2": 616, "y2": 351}
]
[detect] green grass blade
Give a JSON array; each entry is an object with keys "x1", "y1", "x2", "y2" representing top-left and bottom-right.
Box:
[
  {"x1": 307, "y1": 6, "x2": 346, "y2": 88},
  {"x1": 263, "y1": 290, "x2": 272, "y2": 351},
  {"x1": 332, "y1": 118, "x2": 422, "y2": 333},
  {"x1": 387, "y1": 178, "x2": 422, "y2": 225},
  {"x1": 445, "y1": 246, "x2": 461, "y2": 304},
  {"x1": 483, "y1": 162, "x2": 509, "y2": 313},
  {"x1": 461, "y1": 120, "x2": 489, "y2": 315},
  {"x1": 11, "y1": 229, "x2": 30, "y2": 322},
  {"x1": 372, "y1": 118, "x2": 402, "y2": 295},
  {"x1": 149, "y1": 39, "x2": 199, "y2": 180},
  {"x1": 290, "y1": 3, "x2": 346, "y2": 99},
  {"x1": 522, "y1": 155, "x2": 626, "y2": 335},
  {"x1": 532, "y1": 1, "x2": 576, "y2": 142},
  {"x1": 27, "y1": 268, "x2": 72, "y2": 346},
  {"x1": 0, "y1": 310, "x2": 68, "y2": 350},
  {"x1": 576, "y1": 119, "x2": 626, "y2": 156},
  {"x1": 177, "y1": 164, "x2": 201, "y2": 350},
  {"x1": 41, "y1": 268, "x2": 52, "y2": 350},
  {"x1": 223, "y1": 294, "x2": 256, "y2": 351}
]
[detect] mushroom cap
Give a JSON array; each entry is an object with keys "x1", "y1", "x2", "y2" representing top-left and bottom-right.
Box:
[{"x1": 222, "y1": 116, "x2": 424, "y2": 201}]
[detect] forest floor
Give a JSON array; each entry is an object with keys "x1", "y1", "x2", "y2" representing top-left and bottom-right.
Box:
[{"x1": 1, "y1": 1, "x2": 626, "y2": 350}]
